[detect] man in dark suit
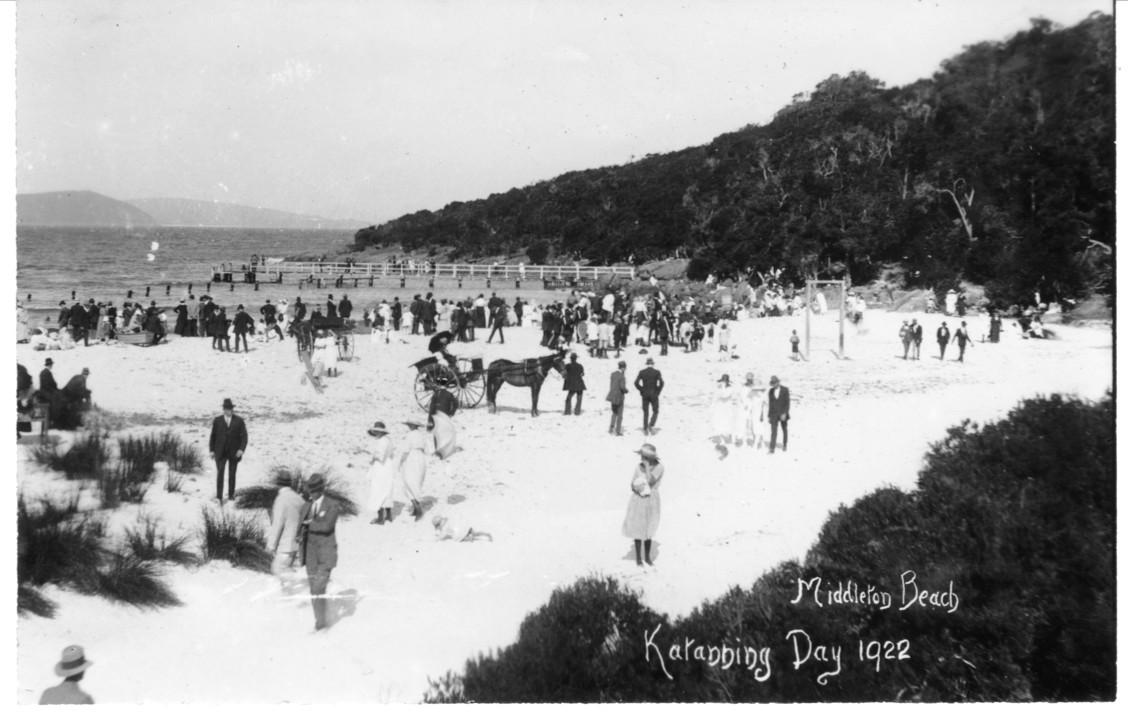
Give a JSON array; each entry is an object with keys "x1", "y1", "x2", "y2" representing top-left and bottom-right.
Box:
[
  {"x1": 766, "y1": 375, "x2": 791, "y2": 454},
  {"x1": 232, "y1": 305, "x2": 255, "y2": 353},
  {"x1": 606, "y1": 360, "x2": 628, "y2": 435},
  {"x1": 936, "y1": 321, "x2": 951, "y2": 360},
  {"x1": 39, "y1": 357, "x2": 58, "y2": 397},
  {"x1": 634, "y1": 357, "x2": 665, "y2": 435},
  {"x1": 209, "y1": 397, "x2": 248, "y2": 502},
  {"x1": 299, "y1": 473, "x2": 340, "y2": 631},
  {"x1": 562, "y1": 352, "x2": 586, "y2": 415}
]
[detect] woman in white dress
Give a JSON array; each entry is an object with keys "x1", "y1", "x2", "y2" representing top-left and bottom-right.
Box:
[
  {"x1": 366, "y1": 421, "x2": 396, "y2": 525},
  {"x1": 710, "y1": 374, "x2": 738, "y2": 458},
  {"x1": 311, "y1": 328, "x2": 337, "y2": 378},
  {"x1": 396, "y1": 419, "x2": 433, "y2": 521},
  {"x1": 739, "y1": 372, "x2": 765, "y2": 449}
]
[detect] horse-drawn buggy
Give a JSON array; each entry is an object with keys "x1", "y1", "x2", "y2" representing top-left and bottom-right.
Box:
[
  {"x1": 411, "y1": 354, "x2": 487, "y2": 410},
  {"x1": 292, "y1": 317, "x2": 357, "y2": 361}
]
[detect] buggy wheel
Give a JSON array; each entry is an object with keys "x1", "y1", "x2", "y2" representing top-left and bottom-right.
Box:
[
  {"x1": 454, "y1": 358, "x2": 485, "y2": 408},
  {"x1": 413, "y1": 373, "x2": 437, "y2": 410}
]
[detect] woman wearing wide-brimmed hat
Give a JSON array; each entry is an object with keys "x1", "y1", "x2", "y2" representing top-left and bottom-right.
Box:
[
  {"x1": 396, "y1": 419, "x2": 434, "y2": 520},
  {"x1": 622, "y1": 443, "x2": 664, "y2": 568},
  {"x1": 365, "y1": 421, "x2": 396, "y2": 525}
]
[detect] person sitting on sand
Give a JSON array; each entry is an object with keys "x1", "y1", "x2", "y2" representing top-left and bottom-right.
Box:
[{"x1": 432, "y1": 514, "x2": 493, "y2": 542}]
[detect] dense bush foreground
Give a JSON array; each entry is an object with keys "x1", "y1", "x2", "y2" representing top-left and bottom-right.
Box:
[{"x1": 425, "y1": 394, "x2": 1114, "y2": 702}]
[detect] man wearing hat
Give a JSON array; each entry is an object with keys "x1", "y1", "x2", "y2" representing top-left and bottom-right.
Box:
[
  {"x1": 267, "y1": 470, "x2": 307, "y2": 579},
  {"x1": 232, "y1": 304, "x2": 255, "y2": 353},
  {"x1": 766, "y1": 376, "x2": 791, "y2": 454},
  {"x1": 39, "y1": 357, "x2": 58, "y2": 398},
  {"x1": 39, "y1": 644, "x2": 94, "y2": 704},
  {"x1": 562, "y1": 352, "x2": 586, "y2": 416},
  {"x1": 209, "y1": 398, "x2": 248, "y2": 503},
  {"x1": 299, "y1": 473, "x2": 342, "y2": 631},
  {"x1": 606, "y1": 360, "x2": 628, "y2": 436},
  {"x1": 633, "y1": 357, "x2": 664, "y2": 436}
]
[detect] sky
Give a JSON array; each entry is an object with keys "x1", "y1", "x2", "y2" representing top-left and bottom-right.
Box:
[{"x1": 13, "y1": 0, "x2": 1110, "y2": 224}]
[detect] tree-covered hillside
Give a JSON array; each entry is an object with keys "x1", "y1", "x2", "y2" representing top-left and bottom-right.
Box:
[{"x1": 356, "y1": 15, "x2": 1112, "y2": 305}]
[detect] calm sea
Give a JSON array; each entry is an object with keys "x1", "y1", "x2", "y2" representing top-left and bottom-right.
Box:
[{"x1": 16, "y1": 226, "x2": 354, "y2": 310}]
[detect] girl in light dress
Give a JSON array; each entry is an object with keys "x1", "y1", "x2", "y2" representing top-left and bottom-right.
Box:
[
  {"x1": 311, "y1": 328, "x2": 338, "y2": 378},
  {"x1": 365, "y1": 421, "x2": 396, "y2": 525},
  {"x1": 739, "y1": 372, "x2": 766, "y2": 449},
  {"x1": 622, "y1": 443, "x2": 664, "y2": 568}
]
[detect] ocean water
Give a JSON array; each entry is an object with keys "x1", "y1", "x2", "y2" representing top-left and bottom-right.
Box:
[{"x1": 16, "y1": 226, "x2": 354, "y2": 310}]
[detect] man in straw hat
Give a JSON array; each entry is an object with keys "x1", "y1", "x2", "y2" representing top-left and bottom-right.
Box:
[
  {"x1": 299, "y1": 473, "x2": 342, "y2": 631},
  {"x1": 209, "y1": 397, "x2": 248, "y2": 503},
  {"x1": 39, "y1": 644, "x2": 94, "y2": 704}
]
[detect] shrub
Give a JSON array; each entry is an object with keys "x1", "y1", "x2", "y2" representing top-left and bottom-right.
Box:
[
  {"x1": 165, "y1": 470, "x2": 185, "y2": 493},
  {"x1": 95, "y1": 553, "x2": 182, "y2": 608},
  {"x1": 124, "y1": 514, "x2": 197, "y2": 567},
  {"x1": 454, "y1": 575, "x2": 672, "y2": 702},
  {"x1": 96, "y1": 464, "x2": 150, "y2": 509},
  {"x1": 199, "y1": 507, "x2": 272, "y2": 573},
  {"x1": 31, "y1": 433, "x2": 111, "y2": 479}
]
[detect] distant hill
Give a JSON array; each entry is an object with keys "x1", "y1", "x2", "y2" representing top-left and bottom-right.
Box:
[
  {"x1": 128, "y1": 197, "x2": 359, "y2": 230},
  {"x1": 17, "y1": 190, "x2": 158, "y2": 227}
]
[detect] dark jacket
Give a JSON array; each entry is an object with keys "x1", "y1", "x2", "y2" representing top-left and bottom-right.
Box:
[
  {"x1": 936, "y1": 326, "x2": 951, "y2": 344},
  {"x1": 606, "y1": 370, "x2": 627, "y2": 405},
  {"x1": 767, "y1": 385, "x2": 791, "y2": 421},
  {"x1": 233, "y1": 310, "x2": 255, "y2": 334},
  {"x1": 39, "y1": 368, "x2": 58, "y2": 395},
  {"x1": 634, "y1": 367, "x2": 664, "y2": 398},
  {"x1": 299, "y1": 496, "x2": 341, "y2": 567},
  {"x1": 563, "y1": 361, "x2": 586, "y2": 392},
  {"x1": 209, "y1": 414, "x2": 248, "y2": 459}
]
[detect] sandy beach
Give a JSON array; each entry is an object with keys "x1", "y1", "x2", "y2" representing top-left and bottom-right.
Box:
[{"x1": 14, "y1": 306, "x2": 1113, "y2": 704}]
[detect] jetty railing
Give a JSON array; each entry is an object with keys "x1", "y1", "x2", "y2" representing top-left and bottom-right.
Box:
[{"x1": 210, "y1": 261, "x2": 636, "y2": 283}]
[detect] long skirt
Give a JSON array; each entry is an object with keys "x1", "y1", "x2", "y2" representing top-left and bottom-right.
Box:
[
  {"x1": 397, "y1": 451, "x2": 427, "y2": 502},
  {"x1": 622, "y1": 490, "x2": 661, "y2": 540},
  {"x1": 366, "y1": 459, "x2": 396, "y2": 510}
]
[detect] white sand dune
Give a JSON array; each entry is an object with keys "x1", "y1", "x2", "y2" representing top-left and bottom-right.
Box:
[{"x1": 14, "y1": 308, "x2": 1112, "y2": 704}]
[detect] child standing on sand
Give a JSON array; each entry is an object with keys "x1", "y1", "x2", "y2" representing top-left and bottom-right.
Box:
[{"x1": 789, "y1": 330, "x2": 801, "y2": 360}]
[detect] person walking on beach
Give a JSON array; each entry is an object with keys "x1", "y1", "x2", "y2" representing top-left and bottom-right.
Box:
[
  {"x1": 326, "y1": 294, "x2": 338, "y2": 320},
  {"x1": 634, "y1": 357, "x2": 664, "y2": 435},
  {"x1": 899, "y1": 320, "x2": 912, "y2": 360},
  {"x1": 514, "y1": 297, "x2": 525, "y2": 327},
  {"x1": 911, "y1": 319, "x2": 923, "y2": 360},
  {"x1": 767, "y1": 375, "x2": 790, "y2": 454},
  {"x1": 266, "y1": 471, "x2": 306, "y2": 581},
  {"x1": 397, "y1": 419, "x2": 433, "y2": 520},
  {"x1": 955, "y1": 321, "x2": 973, "y2": 362},
  {"x1": 563, "y1": 352, "x2": 586, "y2": 416},
  {"x1": 299, "y1": 473, "x2": 340, "y2": 632},
  {"x1": 209, "y1": 398, "x2": 248, "y2": 503},
  {"x1": 622, "y1": 443, "x2": 663, "y2": 569},
  {"x1": 711, "y1": 374, "x2": 739, "y2": 458},
  {"x1": 936, "y1": 321, "x2": 951, "y2": 360},
  {"x1": 364, "y1": 421, "x2": 397, "y2": 525},
  {"x1": 338, "y1": 294, "x2": 353, "y2": 321},
  {"x1": 486, "y1": 301, "x2": 506, "y2": 344},
  {"x1": 39, "y1": 645, "x2": 94, "y2": 704},
  {"x1": 790, "y1": 329, "x2": 801, "y2": 360},
  {"x1": 606, "y1": 360, "x2": 628, "y2": 436},
  {"x1": 233, "y1": 305, "x2": 254, "y2": 352}
]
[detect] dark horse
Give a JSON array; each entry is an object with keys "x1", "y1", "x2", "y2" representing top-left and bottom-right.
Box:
[{"x1": 486, "y1": 350, "x2": 566, "y2": 416}]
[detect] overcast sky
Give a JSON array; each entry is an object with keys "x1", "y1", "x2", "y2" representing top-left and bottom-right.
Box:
[{"x1": 14, "y1": 0, "x2": 1108, "y2": 223}]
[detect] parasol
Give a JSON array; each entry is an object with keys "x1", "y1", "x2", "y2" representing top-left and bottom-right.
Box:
[{"x1": 428, "y1": 331, "x2": 455, "y2": 353}]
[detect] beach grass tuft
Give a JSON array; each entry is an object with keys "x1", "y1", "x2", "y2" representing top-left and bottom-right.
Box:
[
  {"x1": 124, "y1": 513, "x2": 198, "y2": 567},
  {"x1": 118, "y1": 431, "x2": 203, "y2": 477},
  {"x1": 31, "y1": 433, "x2": 111, "y2": 480},
  {"x1": 18, "y1": 497, "x2": 105, "y2": 593},
  {"x1": 199, "y1": 507, "x2": 272, "y2": 573},
  {"x1": 164, "y1": 469, "x2": 185, "y2": 493},
  {"x1": 95, "y1": 553, "x2": 182, "y2": 608},
  {"x1": 18, "y1": 584, "x2": 57, "y2": 618}
]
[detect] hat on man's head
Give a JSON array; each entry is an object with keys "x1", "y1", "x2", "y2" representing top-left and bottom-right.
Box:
[
  {"x1": 222, "y1": 398, "x2": 235, "y2": 410},
  {"x1": 618, "y1": 360, "x2": 627, "y2": 368},
  {"x1": 45, "y1": 358, "x2": 53, "y2": 366},
  {"x1": 636, "y1": 443, "x2": 659, "y2": 460},
  {"x1": 769, "y1": 375, "x2": 780, "y2": 386},
  {"x1": 54, "y1": 645, "x2": 92, "y2": 677},
  {"x1": 646, "y1": 357, "x2": 654, "y2": 365},
  {"x1": 367, "y1": 421, "x2": 389, "y2": 437},
  {"x1": 717, "y1": 374, "x2": 730, "y2": 385},
  {"x1": 305, "y1": 473, "x2": 327, "y2": 493},
  {"x1": 81, "y1": 368, "x2": 90, "y2": 376}
]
